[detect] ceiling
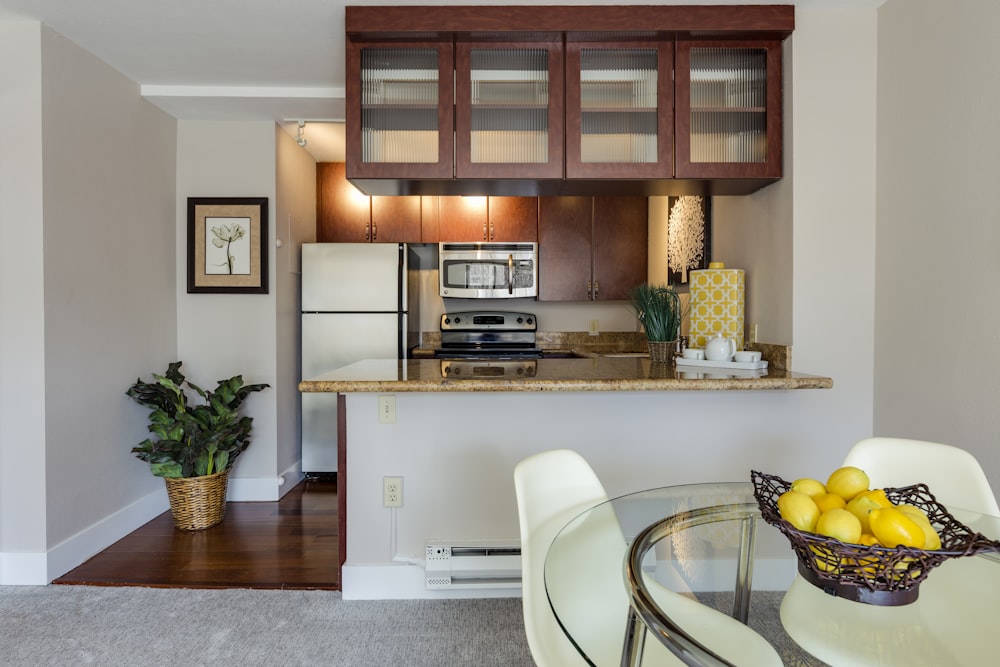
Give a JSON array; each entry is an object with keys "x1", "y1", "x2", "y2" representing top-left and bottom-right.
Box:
[{"x1": 0, "y1": 0, "x2": 883, "y2": 163}]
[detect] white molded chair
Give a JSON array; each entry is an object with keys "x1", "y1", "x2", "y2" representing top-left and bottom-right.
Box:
[
  {"x1": 514, "y1": 449, "x2": 782, "y2": 666},
  {"x1": 843, "y1": 437, "x2": 1000, "y2": 515}
]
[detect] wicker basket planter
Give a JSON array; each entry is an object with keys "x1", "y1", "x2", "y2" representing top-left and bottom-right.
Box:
[
  {"x1": 163, "y1": 469, "x2": 230, "y2": 531},
  {"x1": 647, "y1": 340, "x2": 677, "y2": 363}
]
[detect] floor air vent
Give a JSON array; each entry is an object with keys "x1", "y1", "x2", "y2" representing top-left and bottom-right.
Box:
[{"x1": 425, "y1": 540, "x2": 522, "y2": 589}]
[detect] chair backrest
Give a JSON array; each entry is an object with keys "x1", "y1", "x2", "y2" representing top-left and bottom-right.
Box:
[
  {"x1": 514, "y1": 449, "x2": 611, "y2": 666},
  {"x1": 843, "y1": 437, "x2": 1000, "y2": 515}
]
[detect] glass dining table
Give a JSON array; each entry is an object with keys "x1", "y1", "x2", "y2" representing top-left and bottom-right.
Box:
[{"x1": 544, "y1": 482, "x2": 1000, "y2": 666}]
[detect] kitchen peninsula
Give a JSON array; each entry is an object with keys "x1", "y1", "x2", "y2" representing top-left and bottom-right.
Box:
[{"x1": 300, "y1": 356, "x2": 831, "y2": 600}]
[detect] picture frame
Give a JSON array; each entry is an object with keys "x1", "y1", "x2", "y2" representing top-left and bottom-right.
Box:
[
  {"x1": 666, "y1": 195, "x2": 712, "y2": 285},
  {"x1": 187, "y1": 197, "x2": 268, "y2": 294}
]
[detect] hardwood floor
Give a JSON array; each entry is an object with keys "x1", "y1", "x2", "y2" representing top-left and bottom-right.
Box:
[{"x1": 54, "y1": 477, "x2": 339, "y2": 590}]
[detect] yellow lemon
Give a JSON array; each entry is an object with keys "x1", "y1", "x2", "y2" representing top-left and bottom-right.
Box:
[
  {"x1": 815, "y1": 508, "x2": 863, "y2": 544},
  {"x1": 864, "y1": 488, "x2": 894, "y2": 508},
  {"x1": 810, "y1": 545, "x2": 843, "y2": 573},
  {"x1": 896, "y1": 505, "x2": 941, "y2": 550},
  {"x1": 826, "y1": 466, "x2": 871, "y2": 502},
  {"x1": 791, "y1": 477, "x2": 827, "y2": 498},
  {"x1": 858, "y1": 533, "x2": 880, "y2": 547},
  {"x1": 813, "y1": 492, "x2": 847, "y2": 513},
  {"x1": 777, "y1": 490, "x2": 821, "y2": 532},
  {"x1": 869, "y1": 507, "x2": 926, "y2": 549},
  {"x1": 845, "y1": 493, "x2": 883, "y2": 534}
]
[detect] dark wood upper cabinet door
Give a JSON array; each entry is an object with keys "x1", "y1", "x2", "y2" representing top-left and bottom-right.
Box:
[
  {"x1": 370, "y1": 196, "x2": 422, "y2": 243},
  {"x1": 674, "y1": 40, "x2": 783, "y2": 179},
  {"x1": 592, "y1": 197, "x2": 648, "y2": 301},
  {"x1": 436, "y1": 196, "x2": 490, "y2": 242},
  {"x1": 565, "y1": 40, "x2": 674, "y2": 179},
  {"x1": 538, "y1": 197, "x2": 594, "y2": 301},
  {"x1": 345, "y1": 39, "x2": 455, "y2": 180},
  {"x1": 455, "y1": 39, "x2": 564, "y2": 179},
  {"x1": 317, "y1": 162, "x2": 372, "y2": 242},
  {"x1": 487, "y1": 197, "x2": 538, "y2": 242}
]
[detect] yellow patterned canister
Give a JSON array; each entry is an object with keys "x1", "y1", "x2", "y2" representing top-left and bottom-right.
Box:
[{"x1": 688, "y1": 262, "x2": 745, "y2": 350}]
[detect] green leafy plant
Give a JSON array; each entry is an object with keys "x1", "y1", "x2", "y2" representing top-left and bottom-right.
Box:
[
  {"x1": 630, "y1": 283, "x2": 685, "y2": 342},
  {"x1": 126, "y1": 361, "x2": 269, "y2": 478}
]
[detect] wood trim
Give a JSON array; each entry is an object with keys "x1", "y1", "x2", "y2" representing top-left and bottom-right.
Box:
[
  {"x1": 337, "y1": 393, "x2": 347, "y2": 579},
  {"x1": 346, "y1": 6, "x2": 794, "y2": 36}
]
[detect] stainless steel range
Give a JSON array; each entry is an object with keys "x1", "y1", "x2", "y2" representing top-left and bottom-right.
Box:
[{"x1": 435, "y1": 310, "x2": 541, "y2": 378}]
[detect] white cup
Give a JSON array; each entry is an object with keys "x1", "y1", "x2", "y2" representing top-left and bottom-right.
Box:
[
  {"x1": 734, "y1": 350, "x2": 762, "y2": 363},
  {"x1": 682, "y1": 348, "x2": 705, "y2": 360}
]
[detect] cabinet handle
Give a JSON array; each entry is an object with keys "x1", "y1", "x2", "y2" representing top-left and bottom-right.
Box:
[
  {"x1": 482, "y1": 221, "x2": 488, "y2": 241},
  {"x1": 372, "y1": 221, "x2": 377, "y2": 241},
  {"x1": 364, "y1": 223, "x2": 370, "y2": 241},
  {"x1": 593, "y1": 280, "x2": 599, "y2": 298},
  {"x1": 508, "y1": 254, "x2": 514, "y2": 295},
  {"x1": 586, "y1": 280, "x2": 592, "y2": 298},
  {"x1": 490, "y1": 222, "x2": 495, "y2": 240}
]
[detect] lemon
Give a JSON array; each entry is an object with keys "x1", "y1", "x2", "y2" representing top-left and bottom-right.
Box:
[
  {"x1": 858, "y1": 533, "x2": 880, "y2": 547},
  {"x1": 777, "y1": 490, "x2": 821, "y2": 532},
  {"x1": 810, "y1": 545, "x2": 842, "y2": 572},
  {"x1": 864, "y1": 488, "x2": 894, "y2": 508},
  {"x1": 845, "y1": 493, "x2": 883, "y2": 534},
  {"x1": 791, "y1": 477, "x2": 827, "y2": 498},
  {"x1": 896, "y1": 505, "x2": 941, "y2": 550},
  {"x1": 826, "y1": 466, "x2": 870, "y2": 502},
  {"x1": 869, "y1": 507, "x2": 926, "y2": 549},
  {"x1": 815, "y1": 508, "x2": 863, "y2": 544},
  {"x1": 813, "y1": 492, "x2": 847, "y2": 513}
]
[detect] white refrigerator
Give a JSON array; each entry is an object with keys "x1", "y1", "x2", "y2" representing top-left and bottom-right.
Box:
[{"x1": 300, "y1": 243, "x2": 419, "y2": 473}]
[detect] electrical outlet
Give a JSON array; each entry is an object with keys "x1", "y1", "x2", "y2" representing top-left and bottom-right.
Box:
[
  {"x1": 589, "y1": 319, "x2": 600, "y2": 336},
  {"x1": 383, "y1": 476, "x2": 403, "y2": 507},
  {"x1": 378, "y1": 395, "x2": 396, "y2": 424},
  {"x1": 750, "y1": 323, "x2": 759, "y2": 344}
]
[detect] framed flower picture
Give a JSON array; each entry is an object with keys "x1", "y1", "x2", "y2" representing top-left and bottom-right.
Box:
[{"x1": 187, "y1": 197, "x2": 268, "y2": 294}]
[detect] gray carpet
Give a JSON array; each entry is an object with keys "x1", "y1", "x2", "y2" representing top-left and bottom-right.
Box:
[
  {"x1": 0, "y1": 586, "x2": 825, "y2": 666},
  {"x1": 0, "y1": 587, "x2": 533, "y2": 666}
]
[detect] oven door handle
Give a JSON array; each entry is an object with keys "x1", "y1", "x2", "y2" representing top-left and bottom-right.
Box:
[{"x1": 508, "y1": 254, "x2": 514, "y2": 295}]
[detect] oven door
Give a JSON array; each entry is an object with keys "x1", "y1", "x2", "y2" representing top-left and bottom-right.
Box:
[{"x1": 439, "y1": 242, "x2": 537, "y2": 298}]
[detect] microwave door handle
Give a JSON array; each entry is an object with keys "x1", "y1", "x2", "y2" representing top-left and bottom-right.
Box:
[{"x1": 508, "y1": 254, "x2": 514, "y2": 295}]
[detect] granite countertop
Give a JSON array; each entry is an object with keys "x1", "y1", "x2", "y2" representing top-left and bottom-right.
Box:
[{"x1": 298, "y1": 357, "x2": 833, "y2": 393}]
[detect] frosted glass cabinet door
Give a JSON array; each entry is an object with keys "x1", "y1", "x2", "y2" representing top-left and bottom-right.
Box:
[
  {"x1": 565, "y1": 40, "x2": 673, "y2": 179},
  {"x1": 675, "y1": 40, "x2": 783, "y2": 179},
  {"x1": 346, "y1": 40, "x2": 454, "y2": 179},
  {"x1": 455, "y1": 39, "x2": 565, "y2": 179}
]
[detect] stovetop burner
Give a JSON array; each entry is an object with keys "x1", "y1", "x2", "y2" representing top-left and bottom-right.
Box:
[{"x1": 435, "y1": 310, "x2": 541, "y2": 360}]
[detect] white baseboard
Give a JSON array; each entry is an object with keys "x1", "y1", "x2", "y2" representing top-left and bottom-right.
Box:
[{"x1": 341, "y1": 563, "x2": 522, "y2": 600}]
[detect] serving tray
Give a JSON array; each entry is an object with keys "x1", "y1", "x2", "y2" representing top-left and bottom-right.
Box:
[{"x1": 675, "y1": 357, "x2": 768, "y2": 370}]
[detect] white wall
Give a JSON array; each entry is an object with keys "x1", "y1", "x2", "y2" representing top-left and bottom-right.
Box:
[
  {"x1": 874, "y1": 0, "x2": 1000, "y2": 486},
  {"x1": 0, "y1": 20, "x2": 48, "y2": 583},
  {"x1": 274, "y1": 127, "x2": 317, "y2": 481},
  {"x1": 175, "y1": 121, "x2": 283, "y2": 500},
  {"x1": 1, "y1": 22, "x2": 178, "y2": 584}
]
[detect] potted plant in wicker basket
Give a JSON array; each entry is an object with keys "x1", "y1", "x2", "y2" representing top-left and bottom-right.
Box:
[
  {"x1": 630, "y1": 283, "x2": 684, "y2": 363},
  {"x1": 126, "y1": 361, "x2": 269, "y2": 531}
]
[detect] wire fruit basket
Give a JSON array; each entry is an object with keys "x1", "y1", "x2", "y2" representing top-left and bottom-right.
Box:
[{"x1": 751, "y1": 470, "x2": 1000, "y2": 605}]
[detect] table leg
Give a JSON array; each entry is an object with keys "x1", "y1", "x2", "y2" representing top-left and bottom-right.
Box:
[{"x1": 733, "y1": 513, "x2": 757, "y2": 624}]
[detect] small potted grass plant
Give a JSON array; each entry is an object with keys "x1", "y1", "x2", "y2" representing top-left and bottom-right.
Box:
[
  {"x1": 126, "y1": 361, "x2": 269, "y2": 530},
  {"x1": 630, "y1": 283, "x2": 684, "y2": 362}
]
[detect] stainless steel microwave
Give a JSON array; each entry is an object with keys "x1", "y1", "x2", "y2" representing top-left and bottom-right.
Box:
[{"x1": 439, "y1": 242, "x2": 538, "y2": 299}]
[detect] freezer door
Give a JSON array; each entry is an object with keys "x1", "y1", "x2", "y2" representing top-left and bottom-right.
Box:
[
  {"x1": 301, "y1": 312, "x2": 405, "y2": 473},
  {"x1": 301, "y1": 243, "x2": 405, "y2": 313}
]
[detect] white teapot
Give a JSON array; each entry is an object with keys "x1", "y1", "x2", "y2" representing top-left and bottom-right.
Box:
[{"x1": 704, "y1": 334, "x2": 737, "y2": 362}]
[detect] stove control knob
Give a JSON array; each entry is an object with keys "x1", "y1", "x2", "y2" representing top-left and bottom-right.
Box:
[
  {"x1": 526, "y1": 317, "x2": 534, "y2": 325},
  {"x1": 516, "y1": 317, "x2": 524, "y2": 324},
  {"x1": 454, "y1": 316, "x2": 461, "y2": 324},
  {"x1": 444, "y1": 317, "x2": 451, "y2": 325}
]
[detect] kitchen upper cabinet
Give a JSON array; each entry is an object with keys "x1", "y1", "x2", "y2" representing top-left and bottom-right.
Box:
[
  {"x1": 565, "y1": 40, "x2": 673, "y2": 179},
  {"x1": 345, "y1": 5, "x2": 792, "y2": 195},
  {"x1": 538, "y1": 196, "x2": 647, "y2": 301},
  {"x1": 674, "y1": 40, "x2": 783, "y2": 179},
  {"x1": 455, "y1": 40, "x2": 564, "y2": 179},
  {"x1": 427, "y1": 196, "x2": 537, "y2": 242},
  {"x1": 317, "y1": 163, "x2": 420, "y2": 243},
  {"x1": 345, "y1": 40, "x2": 454, "y2": 181}
]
